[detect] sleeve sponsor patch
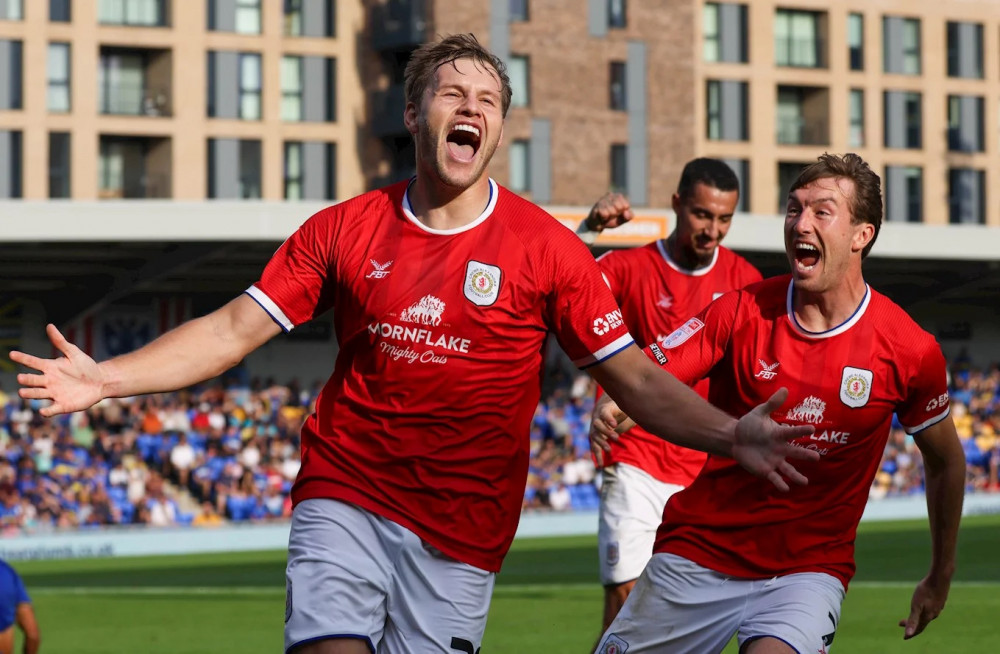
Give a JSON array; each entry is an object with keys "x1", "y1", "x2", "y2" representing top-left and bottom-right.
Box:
[
  {"x1": 648, "y1": 343, "x2": 667, "y2": 366},
  {"x1": 659, "y1": 318, "x2": 704, "y2": 349}
]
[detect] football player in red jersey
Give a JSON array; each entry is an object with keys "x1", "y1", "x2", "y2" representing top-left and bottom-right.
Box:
[
  {"x1": 579, "y1": 159, "x2": 762, "y2": 632},
  {"x1": 592, "y1": 153, "x2": 966, "y2": 653},
  {"x1": 12, "y1": 35, "x2": 816, "y2": 654}
]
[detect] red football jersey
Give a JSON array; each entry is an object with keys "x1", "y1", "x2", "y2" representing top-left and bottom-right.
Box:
[
  {"x1": 247, "y1": 179, "x2": 634, "y2": 572},
  {"x1": 596, "y1": 241, "x2": 762, "y2": 484},
  {"x1": 650, "y1": 275, "x2": 950, "y2": 588}
]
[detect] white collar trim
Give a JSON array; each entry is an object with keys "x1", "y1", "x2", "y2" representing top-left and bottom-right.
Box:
[
  {"x1": 655, "y1": 239, "x2": 719, "y2": 276},
  {"x1": 786, "y1": 280, "x2": 871, "y2": 339},
  {"x1": 401, "y1": 178, "x2": 499, "y2": 235}
]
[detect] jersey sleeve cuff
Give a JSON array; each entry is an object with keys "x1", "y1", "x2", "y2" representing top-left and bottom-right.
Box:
[
  {"x1": 244, "y1": 286, "x2": 294, "y2": 333},
  {"x1": 575, "y1": 333, "x2": 634, "y2": 369},
  {"x1": 901, "y1": 406, "x2": 951, "y2": 435}
]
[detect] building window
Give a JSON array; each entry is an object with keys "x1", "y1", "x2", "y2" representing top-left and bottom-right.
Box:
[
  {"x1": 47, "y1": 42, "x2": 71, "y2": 113},
  {"x1": 49, "y1": 132, "x2": 71, "y2": 198},
  {"x1": 883, "y1": 16, "x2": 920, "y2": 75},
  {"x1": 0, "y1": 130, "x2": 22, "y2": 198},
  {"x1": 99, "y1": 0, "x2": 167, "y2": 27},
  {"x1": 509, "y1": 55, "x2": 530, "y2": 108},
  {"x1": 885, "y1": 166, "x2": 922, "y2": 223},
  {"x1": 284, "y1": 0, "x2": 303, "y2": 35},
  {"x1": 707, "y1": 80, "x2": 748, "y2": 141},
  {"x1": 947, "y1": 22, "x2": 983, "y2": 79},
  {"x1": 239, "y1": 53, "x2": 262, "y2": 120},
  {"x1": 99, "y1": 51, "x2": 146, "y2": 115},
  {"x1": 509, "y1": 140, "x2": 530, "y2": 192},
  {"x1": 776, "y1": 86, "x2": 828, "y2": 145},
  {"x1": 883, "y1": 91, "x2": 921, "y2": 149},
  {"x1": 847, "y1": 13, "x2": 863, "y2": 70},
  {"x1": 208, "y1": 138, "x2": 262, "y2": 199},
  {"x1": 721, "y1": 158, "x2": 749, "y2": 211},
  {"x1": 774, "y1": 9, "x2": 824, "y2": 68},
  {"x1": 609, "y1": 61, "x2": 626, "y2": 111},
  {"x1": 281, "y1": 55, "x2": 303, "y2": 121},
  {"x1": 610, "y1": 144, "x2": 627, "y2": 193},
  {"x1": 848, "y1": 89, "x2": 864, "y2": 148},
  {"x1": 703, "y1": 3, "x2": 748, "y2": 64},
  {"x1": 0, "y1": 0, "x2": 21, "y2": 20},
  {"x1": 608, "y1": 0, "x2": 625, "y2": 29},
  {"x1": 949, "y1": 168, "x2": 985, "y2": 224},
  {"x1": 235, "y1": 0, "x2": 261, "y2": 34},
  {"x1": 284, "y1": 141, "x2": 303, "y2": 199},
  {"x1": 0, "y1": 39, "x2": 23, "y2": 110},
  {"x1": 948, "y1": 95, "x2": 984, "y2": 152},
  {"x1": 510, "y1": 0, "x2": 528, "y2": 22},
  {"x1": 50, "y1": 0, "x2": 71, "y2": 22},
  {"x1": 777, "y1": 162, "x2": 809, "y2": 213}
]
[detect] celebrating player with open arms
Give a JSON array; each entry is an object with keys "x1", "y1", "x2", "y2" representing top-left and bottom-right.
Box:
[
  {"x1": 592, "y1": 153, "x2": 966, "y2": 654},
  {"x1": 579, "y1": 159, "x2": 762, "y2": 633},
  {"x1": 12, "y1": 34, "x2": 816, "y2": 654}
]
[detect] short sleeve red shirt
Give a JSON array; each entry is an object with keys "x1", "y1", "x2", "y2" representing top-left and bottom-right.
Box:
[{"x1": 247, "y1": 179, "x2": 634, "y2": 571}]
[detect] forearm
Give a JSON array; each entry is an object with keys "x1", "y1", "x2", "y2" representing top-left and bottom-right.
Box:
[
  {"x1": 100, "y1": 296, "x2": 276, "y2": 399},
  {"x1": 922, "y1": 445, "x2": 965, "y2": 580},
  {"x1": 594, "y1": 349, "x2": 737, "y2": 456},
  {"x1": 23, "y1": 634, "x2": 39, "y2": 654}
]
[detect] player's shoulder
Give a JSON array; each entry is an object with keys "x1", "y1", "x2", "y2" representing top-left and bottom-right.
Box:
[
  {"x1": 595, "y1": 240, "x2": 659, "y2": 265},
  {"x1": 490, "y1": 183, "x2": 593, "y2": 253},
  {"x1": 716, "y1": 246, "x2": 763, "y2": 279},
  {"x1": 867, "y1": 287, "x2": 939, "y2": 351},
  {"x1": 302, "y1": 181, "x2": 404, "y2": 232}
]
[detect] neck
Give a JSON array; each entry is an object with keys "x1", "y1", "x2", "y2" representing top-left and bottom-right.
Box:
[
  {"x1": 407, "y1": 173, "x2": 491, "y2": 231},
  {"x1": 664, "y1": 233, "x2": 711, "y2": 271},
  {"x1": 792, "y1": 271, "x2": 868, "y2": 332}
]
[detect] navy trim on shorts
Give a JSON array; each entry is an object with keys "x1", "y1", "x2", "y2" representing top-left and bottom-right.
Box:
[
  {"x1": 740, "y1": 635, "x2": 801, "y2": 654},
  {"x1": 286, "y1": 633, "x2": 375, "y2": 654}
]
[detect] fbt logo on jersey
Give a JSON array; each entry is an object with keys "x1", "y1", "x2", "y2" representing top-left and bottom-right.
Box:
[
  {"x1": 755, "y1": 359, "x2": 780, "y2": 380},
  {"x1": 593, "y1": 309, "x2": 624, "y2": 336},
  {"x1": 366, "y1": 259, "x2": 393, "y2": 279}
]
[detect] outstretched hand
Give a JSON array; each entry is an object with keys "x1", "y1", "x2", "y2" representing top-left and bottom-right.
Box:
[
  {"x1": 734, "y1": 387, "x2": 818, "y2": 491},
  {"x1": 588, "y1": 393, "x2": 636, "y2": 466},
  {"x1": 585, "y1": 193, "x2": 634, "y2": 233},
  {"x1": 899, "y1": 575, "x2": 950, "y2": 640},
  {"x1": 9, "y1": 324, "x2": 106, "y2": 417}
]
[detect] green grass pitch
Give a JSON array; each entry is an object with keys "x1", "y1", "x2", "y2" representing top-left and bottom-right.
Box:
[{"x1": 10, "y1": 514, "x2": 1000, "y2": 653}]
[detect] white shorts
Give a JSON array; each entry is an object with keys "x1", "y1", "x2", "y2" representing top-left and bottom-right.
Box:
[
  {"x1": 598, "y1": 463, "x2": 684, "y2": 585},
  {"x1": 285, "y1": 498, "x2": 496, "y2": 654},
  {"x1": 596, "y1": 553, "x2": 845, "y2": 654}
]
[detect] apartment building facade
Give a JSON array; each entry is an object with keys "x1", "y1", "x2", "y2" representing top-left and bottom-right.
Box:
[
  {"x1": 0, "y1": 0, "x2": 361, "y2": 201},
  {"x1": 2, "y1": 0, "x2": 1000, "y2": 227}
]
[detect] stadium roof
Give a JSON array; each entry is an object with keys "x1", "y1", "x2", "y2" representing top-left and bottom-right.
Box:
[{"x1": 2, "y1": 201, "x2": 999, "y2": 326}]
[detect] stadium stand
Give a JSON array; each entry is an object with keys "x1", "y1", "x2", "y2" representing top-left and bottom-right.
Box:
[{"x1": 0, "y1": 358, "x2": 996, "y2": 532}]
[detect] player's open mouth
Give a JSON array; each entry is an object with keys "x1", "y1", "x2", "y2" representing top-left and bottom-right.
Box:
[
  {"x1": 446, "y1": 123, "x2": 481, "y2": 163},
  {"x1": 794, "y1": 242, "x2": 820, "y2": 272}
]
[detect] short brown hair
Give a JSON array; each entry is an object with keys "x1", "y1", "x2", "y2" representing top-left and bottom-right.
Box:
[
  {"x1": 790, "y1": 153, "x2": 882, "y2": 258},
  {"x1": 404, "y1": 33, "x2": 512, "y2": 117}
]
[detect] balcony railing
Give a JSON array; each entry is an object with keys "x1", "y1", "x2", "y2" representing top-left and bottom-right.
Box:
[
  {"x1": 775, "y1": 36, "x2": 826, "y2": 68},
  {"x1": 100, "y1": 84, "x2": 171, "y2": 116},
  {"x1": 776, "y1": 117, "x2": 828, "y2": 145},
  {"x1": 371, "y1": 0, "x2": 428, "y2": 51},
  {"x1": 99, "y1": 172, "x2": 171, "y2": 199}
]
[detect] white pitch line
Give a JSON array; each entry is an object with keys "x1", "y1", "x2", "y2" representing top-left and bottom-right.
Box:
[{"x1": 27, "y1": 581, "x2": 1000, "y2": 596}]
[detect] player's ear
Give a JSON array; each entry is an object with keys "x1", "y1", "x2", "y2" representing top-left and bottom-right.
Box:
[
  {"x1": 404, "y1": 101, "x2": 419, "y2": 136},
  {"x1": 852, "y1": 221, "x2": 875, "y2": 254}
]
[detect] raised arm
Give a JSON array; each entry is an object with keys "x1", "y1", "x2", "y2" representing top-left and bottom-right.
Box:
[
  {"x1": 576, "y1": 192, "x2": 634, "y2": 243},
  {"x1": 899, "y1": 416, "x2": 965, "y2": 640},
  {"x1": 11, "y1": 293, "x2": 282, "y2": 417},
  {"x1": 587, "y1": 345, "x2": 817, "y2": 491}
]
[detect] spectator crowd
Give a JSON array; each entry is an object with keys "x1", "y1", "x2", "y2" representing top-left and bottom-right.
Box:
[{"x1": 0, "y1": 355, "x2": 997, "y2": 532}]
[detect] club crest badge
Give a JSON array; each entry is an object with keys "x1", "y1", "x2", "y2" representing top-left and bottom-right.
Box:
[
  {"x1": 600, "y1": 634, "x2": 630, "y2": 654},
  {"x1": 840, "y1": 366, "x2": 873, "y2": 408},
  {"x1": 606, "y1": 541, "x2": 620, "y2": 566},
  {"x1": 464, "y1": 260, "x2": 502, "y2": 307},
  {"x1": 285, "y1": 578, "x2": 293, "y2": 623}
]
